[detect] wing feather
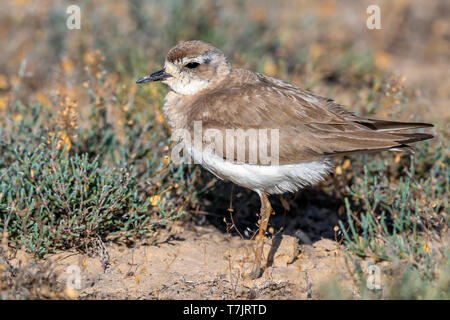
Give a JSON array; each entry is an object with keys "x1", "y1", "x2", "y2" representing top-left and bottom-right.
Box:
[{"x1": 185, "y1": 70, "x2": 433, "y2": 164}]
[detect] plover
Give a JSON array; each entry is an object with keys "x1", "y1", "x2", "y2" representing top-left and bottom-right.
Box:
[{"x1": 137, "y1": 40, "x2": 433, "y2": 279}]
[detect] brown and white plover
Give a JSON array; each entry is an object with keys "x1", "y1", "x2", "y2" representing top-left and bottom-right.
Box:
[{"x1": 137, "y1": 40, "x2": 433, "y2": 279}]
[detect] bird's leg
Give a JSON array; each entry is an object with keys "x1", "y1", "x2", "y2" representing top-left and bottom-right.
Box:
[{"x1": 250, "y1": 191, "x2": 273, "y2": 279}]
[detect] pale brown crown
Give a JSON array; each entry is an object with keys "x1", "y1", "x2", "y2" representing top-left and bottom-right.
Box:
[{"x1": 166, "y1": 40, "x2": 219, "y2": 63}]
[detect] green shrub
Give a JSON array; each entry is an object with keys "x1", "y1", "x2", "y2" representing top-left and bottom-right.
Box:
[
  {"x1": 0, "y1": 96, "x2": 197, "y2": 257},
  {"x1": 1, "y1": 144, "x2": 148, "y2": 256}
]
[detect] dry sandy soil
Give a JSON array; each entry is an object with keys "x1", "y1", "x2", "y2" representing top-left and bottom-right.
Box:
[{"x1": 8, "y1": 221, "x2": 364, "y2": 299}]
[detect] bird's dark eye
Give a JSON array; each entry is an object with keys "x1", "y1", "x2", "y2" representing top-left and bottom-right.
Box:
[{"x1": 185, "y1": 62, "x2": 200, "y2": 69}]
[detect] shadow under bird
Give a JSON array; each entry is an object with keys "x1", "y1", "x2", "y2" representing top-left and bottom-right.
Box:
[{"x1": 137, "y1": 40, "x2": 434, "y2": 279}]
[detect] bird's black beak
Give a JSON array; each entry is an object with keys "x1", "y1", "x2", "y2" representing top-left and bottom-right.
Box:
[{"x1": 136, "y1": 68, "x2": 172, "y2": 84}]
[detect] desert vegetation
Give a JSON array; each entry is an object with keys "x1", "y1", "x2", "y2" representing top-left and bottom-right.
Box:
[{"x1": 0, "y1": 0, "x2": 448, "y2": 299}]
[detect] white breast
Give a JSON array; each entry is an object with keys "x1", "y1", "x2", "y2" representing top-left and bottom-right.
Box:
[{"x1": 187, "y1": 147, "x2": 332, "y2": 195}]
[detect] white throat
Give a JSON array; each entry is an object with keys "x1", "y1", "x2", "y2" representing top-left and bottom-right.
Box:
[{"x1": 163, "y1": 76, "x2": 210, "y2": 95}]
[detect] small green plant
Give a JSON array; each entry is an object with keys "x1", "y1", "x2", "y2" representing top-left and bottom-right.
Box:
[
  {"x1": 1, "y1": 142, "x2": 149, "y2": 256},
  {"x1": 330, "y1": 140, "x2": 449, "y2": 298},
  {"x1": 0, "y1": 87, "x2": 198, "y2": 257}
]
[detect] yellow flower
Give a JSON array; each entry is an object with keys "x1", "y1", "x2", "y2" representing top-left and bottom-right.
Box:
[
  {"x1": 156, "y1": 112, "x2": 165, "y2": 124},
  {"x1": 149, "y1": 195, "x2": 161, "y2": 206},
  {"x1": 163, "y1": 155, "x2": 171, "y2": 166},
  {"x1": 83, "y1": 51, "x2": 96, "y2": 66},
  {"x1": 0, "y1": 97, "x2": 7, "y2": 111},
  {"x1": 436, "y1": 160, "x2": 445, "y2": 168},
  {"x1": 57, "y1": 133, "x2": 72, "y2": 151},
  {"x1": 342, "y1": 159, "x2": 351, "y2": 170}
]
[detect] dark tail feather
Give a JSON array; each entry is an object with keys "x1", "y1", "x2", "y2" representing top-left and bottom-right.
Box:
[
  {"x1": 324, "y1": 132, "x2": 434, "y2": 158},
  {"x1": 394, "y1": 132, "x2": 434, "y2": 144},
  {"x1": 357, "y1": 119, "x2": 434, "y2": 132},
  {"x1": 384, "y1": 132, "x2": 434, "y2": 154}
]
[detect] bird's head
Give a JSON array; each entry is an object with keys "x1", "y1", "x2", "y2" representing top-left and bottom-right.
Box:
[{"x1": 136, "y1": 40, "x2": 232, "y2": 95}]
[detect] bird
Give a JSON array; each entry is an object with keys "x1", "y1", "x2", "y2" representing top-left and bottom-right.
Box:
[{"x1": 137, "y1": 40, "x2": 433, "y2": 279}]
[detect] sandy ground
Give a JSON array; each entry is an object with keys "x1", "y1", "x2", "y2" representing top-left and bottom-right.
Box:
[{"x1": 9, "y1": 222, "x2": 360, "y2": 300}]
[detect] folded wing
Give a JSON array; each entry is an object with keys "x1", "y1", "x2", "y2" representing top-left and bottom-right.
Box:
[{"x1": 187, "y1": 70, "x2": 433, "y2": 164}]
